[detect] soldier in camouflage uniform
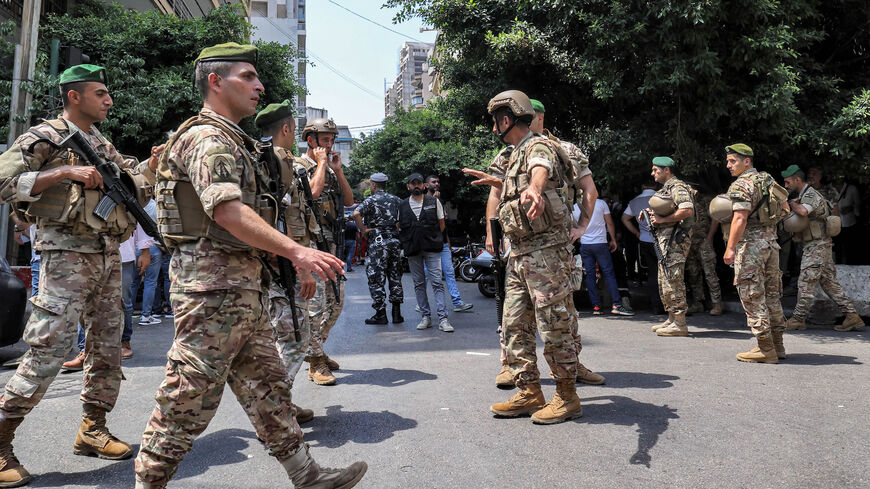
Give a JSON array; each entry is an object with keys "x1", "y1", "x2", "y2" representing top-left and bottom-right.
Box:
[
  {"x1": 464, "y1": 90, "x2": 581, "y2": 425},
  {"x1": 0, "y1": 64, "x2": 158, "y2": 486},
  {"x1": 685, "y1": 192, "x2": 724, "y2": 315},
  {"x1": 353, "y1": 173, "x2": 404, "y2": 325},
  {"x1": 475, "y1": 98, "x2": 605, "y2": 389},
  {"x1": 780, "y1": 165, "x2": 864, "y2": 332},
  {"x1": 646, "y1": 157, "x2": 695, "y2": 337},
  {"x1": 296, "y1": 119, "x2": 354, "y2": 386},
  {"x1": 255, "y1": 100, "x2": 320, "y2": 424},
  {"x1": 133, "y1": 43, "x2": 365, "y2": 489},
  {"x1": 722, "y1": 144, "x2": 786, "y2": 363}
]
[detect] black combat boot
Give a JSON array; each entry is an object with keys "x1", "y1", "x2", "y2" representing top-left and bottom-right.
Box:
[
  {"x1": 391, "y1": 302, "x2": 404, "y2": 324},
  {"x1": 364, "y1": 308, "x2": 388, "y2": 325}
]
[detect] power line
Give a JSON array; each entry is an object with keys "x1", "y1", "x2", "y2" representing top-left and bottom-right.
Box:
[
  {"x1": 326, "y1": 0, "x2": 427, "y2": 43},
  {"x1": 348, "y1": 123, "x2": 385, "y2": 130},
  {"x1": 259, "y1": 16, "x2": 382, "y2": 99}
]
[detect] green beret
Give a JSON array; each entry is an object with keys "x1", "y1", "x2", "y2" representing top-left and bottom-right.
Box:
[
  {"x1": 59, "y1": 64, "x2": 106, "y2": 86},
  {"x1": 194, "y1": 42, "x2": 258, "y2": 66},
  {"x1": 529, "y1": 99, "x2": 546, "y2": 113},
  {"x1": 255, "y1": 100, "x2": 294, "y2": 128},
  {"x1": 652, "y1": 156, "x2": 675, "y2": 167},
  {"x1": 725, "y1": 143, "x2": 753, "y2": 157},
  {"x1": 781, "y1": 164, "x2": 802, "y2": 178}
]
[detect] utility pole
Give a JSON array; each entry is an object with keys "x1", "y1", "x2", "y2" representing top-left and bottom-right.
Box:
[{"x1": 2, "y1": 0, "x2": 42, "y2": 260}]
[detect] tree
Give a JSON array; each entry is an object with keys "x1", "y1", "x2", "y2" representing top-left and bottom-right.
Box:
[
  {"x1": 3, "y1": 0, "x2": 304, "y2": 157},
  {"x1": 388, "y1": 0, "x2": 870, "y2": 196},
  {"x1": 348, "y1": 102, "x2": 497, "y2": 235}
]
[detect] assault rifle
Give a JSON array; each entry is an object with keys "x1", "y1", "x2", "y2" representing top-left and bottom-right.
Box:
[
  {"x1": 296, "y1": 168, "x2": 341, "y2": 297},
  {"x1": 28, "y1": 130, "x2": 165, "y2": 248},
  {"x1": 490, "y1": 217, "x2": 507, "y2": 333},
  {"x1": 259, "y1": 138, "x2": 300, "y2": 342},
  {"x1": 640, "y1": 209, "x2": 675, "y2": 281}
]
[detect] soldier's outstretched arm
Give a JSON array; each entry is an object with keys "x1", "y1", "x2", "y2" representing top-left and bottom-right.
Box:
[
  {"x1": 462, "y1": 168, "x2": 503, "y2": 189},
  {"x1": 214, "y1": 199, "x2": 344, "y2": 281}
]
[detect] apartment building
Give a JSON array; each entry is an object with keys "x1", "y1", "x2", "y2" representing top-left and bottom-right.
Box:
[{"x1": 385, "y1": 41, "x2": 434, "y2": 117}]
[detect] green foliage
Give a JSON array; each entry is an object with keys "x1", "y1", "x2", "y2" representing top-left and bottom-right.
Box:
[
  {"x1": 7, "y1": 0, "x2": 303, "y2": 157},
  {"x1": 388, "y1": 0, "x2": 870, "y2": 195},
  {"x1": 347, "y1": 101, "x2": 497, "y2": 233},
  {"x1": 0, "y1": 20, "x2": 17, "y2": 143}
]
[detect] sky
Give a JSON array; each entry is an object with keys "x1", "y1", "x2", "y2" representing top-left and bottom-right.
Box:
[{"x1": 303, "y1": 0, "x2": 437, "y2": 137}]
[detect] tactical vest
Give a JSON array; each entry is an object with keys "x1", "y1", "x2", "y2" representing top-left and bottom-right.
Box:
[
  {"x1": 497, "y1": 135, "x2": 572, "y2": 241},
  {"x1": 398, "y1": 195, "x2": 443, "y2": 257},
  {"x1": 746, "y1": 171, "x2": 788, "y2": 226},
  {"x1": 13, "y1": 119, "x2": 136, "y2": 240},
  {"x1": 793, "y1": 186, "x2": 832, "y2": 243},
  {"x1": 155, "y1": 114, "x2": 274, "y2": 252},
  {"x1": 652, "y1": 178, "x2": 696, "y2": 230},
  {"x1": 277, "y1": 149, "x2": 318, "y2": 246}
]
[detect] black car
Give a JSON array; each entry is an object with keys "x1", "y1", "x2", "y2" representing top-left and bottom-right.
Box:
[{"x1": 0, "y1": 255, "x2": 27, "y2": 347}]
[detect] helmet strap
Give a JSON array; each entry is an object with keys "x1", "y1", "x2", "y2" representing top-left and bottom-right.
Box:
[{"x1": 496, "y1": 116, "x2": 517, "y2": 144}]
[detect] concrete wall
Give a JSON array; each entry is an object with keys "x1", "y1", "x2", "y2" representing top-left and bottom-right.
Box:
[{"x1": 809, "y1": 265, "x2": 870, "y2": 323}]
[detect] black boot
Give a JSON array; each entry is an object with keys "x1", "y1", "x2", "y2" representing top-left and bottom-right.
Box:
[
  {"x1": 365, "y1": 308, "x2": 388, "y2": 325},
  {"x1": 391, "y1": 302, "x2": 404, "y2": 324}
]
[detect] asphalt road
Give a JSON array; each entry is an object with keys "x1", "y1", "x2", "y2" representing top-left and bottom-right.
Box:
[{"x1": 0, "y1": 270, "x2": 867, "y2": 488}]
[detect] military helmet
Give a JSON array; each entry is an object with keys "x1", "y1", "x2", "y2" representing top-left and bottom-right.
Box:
[
  {"x1": 648, "y1": 195, "x2": 676, "y2": 216},
  {"x1": 782, "y1": 212, "x2": 809, "y2": 233},
  {"x1": 709, "y1": 194, "x2": 734, "y2": 223},
  {"x1": 487, "y1": 90, "x2": 535, "y2": 118},
  {"x1": 302, "y1": 118, "x2": 339, "y2": 140}
]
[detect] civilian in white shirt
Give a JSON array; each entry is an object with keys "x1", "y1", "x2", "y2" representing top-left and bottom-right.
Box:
[
  {"x1": 622, "y1": 181, "x2": 665, "y2": 314},
  {"x1": 578, "y1": 200, "x2": 634, "y2": 316}
]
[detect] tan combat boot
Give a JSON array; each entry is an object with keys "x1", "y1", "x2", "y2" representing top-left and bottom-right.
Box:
[
  {"x1": 710, "y1": 302, "x2": 724, "y2": 316},
  {"x1": 688, "y1": 302, "x2": 704, "y2": 314},
  {"x1": 834, "y1": 313, "x2": 865, "y2": 332},
  {"x1": 576, "y1": 363, "x2": 605, "y2": 385},
  {"x1": 531, "y1": 381, "x2": 583, "y2": 425},
  {"x1": 651, "y1": 313, "x2": 674, "y2": 332},
  {"x1": 73, "y1": 404, "x2": 133, "y2": 459},
  {"x1": 736, "y1": 333, "x2": 779, "y2": 364},
  {"x1": 657, "y1": 313, "x2": 689, "y2": 337},
  {"x1": 308, "y1": 356, "x2": 336, "y2": 386},
  {"x1": 293, "y1": 403, "x2": 314, "y2": 425},
  {"x1": 771, "y1": 331, "x2": 786, "y2": 359},
  {"x1": 495, "y1": 364, "x2": 514, "y2": 388},
  {"x1": 785, "y1": 316, "x2": 806, "y2": 330},
  {"x1": 281, "y1": 444, "x2": 367, "y2": 489},
  {"x1": 0, "y1": 417, "x2": 30, "y2": 488},
  {"x1": 490, "y1": 383, "x2": 546, "y2": 417}
]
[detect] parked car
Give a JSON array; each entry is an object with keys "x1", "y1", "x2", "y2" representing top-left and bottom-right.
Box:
[{"x1": 0, "y1": 255, "x2": 27, "y2": 347}]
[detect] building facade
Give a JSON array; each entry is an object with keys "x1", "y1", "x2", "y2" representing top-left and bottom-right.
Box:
[{"x1": 385, "y1": 41, "x2": 434, "y2": 117}]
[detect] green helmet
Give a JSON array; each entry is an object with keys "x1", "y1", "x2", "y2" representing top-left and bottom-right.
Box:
[
  {"x1": 487, "y1": 90, "x2": 535, "y2": 118},
  {"x1": 302, "y1": 118, "x2": 338, "y2": 141},
  {"x1": 709, "y1": 194, "x2": 733, "y2": 223},
  {"x1": 648, "y1": 195, "x2": 676, "y2": 216}
]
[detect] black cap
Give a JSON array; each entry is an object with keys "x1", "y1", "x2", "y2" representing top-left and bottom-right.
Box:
[{"x1": 406, "y1": 172, "x2": 425, "y2": 184}]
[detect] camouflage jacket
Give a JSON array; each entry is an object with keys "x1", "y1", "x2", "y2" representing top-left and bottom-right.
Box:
[
  {"x1": 0, "y1": 117, "x2": 153, "y2": 253},
  {"x1": 357, "y1": 190, "x2": 401, "y2": 235},
  {"x1": 727, "y1": 168, "x2": 776, "y2": 242},
  {"x1": 297, "y1": 154, "x2": 342, "y2": 242},
  {"x1": 158, "y1": 108, "x2": 268, "y2": 293},
  {"x1": 275, "y1": 147, "x2": 318, "y2": 247}
]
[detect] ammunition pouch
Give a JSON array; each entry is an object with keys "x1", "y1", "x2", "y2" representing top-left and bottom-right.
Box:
[{"x1": 498, "y1": 188, "x2": 567, "y2": 240}]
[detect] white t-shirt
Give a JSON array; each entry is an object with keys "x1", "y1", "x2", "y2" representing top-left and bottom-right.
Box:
[
  {"x1": 624, "y1": 189, "x2": 655, "y2": 243},
  {"x1": 580, "y1": 199, "x2": 610, "y2": 245},
  {"x1": 408, "y1": 196, "x2": 444, "y2": 219}
]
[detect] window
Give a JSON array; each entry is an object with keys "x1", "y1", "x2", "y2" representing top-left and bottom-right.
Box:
[{"x1": 251, "y1": 1, "x2": 267, "y2": 17}]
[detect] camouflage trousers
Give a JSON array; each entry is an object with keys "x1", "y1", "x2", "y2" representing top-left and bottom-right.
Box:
[
  {"x1": 365, "y1": 234, "x2": 403, "y2": 310},
  {"x1": 307, "y1": 243, "x2": 346, "y2": 359},
  {"x1": 657, "y1": 258, "x2": 688, "y2": 316},
  {"x1": 792, "y1": 240, "x2": 856, "y2": 320},
  {"x1": 499, "y1": 309, "x2": 583, "y2": 364},
  {"x1": 503, "y1": 246, "x2": 577, "y2": 386},
  {"x1": 734, "y1": 240, "x2": 786, "y2": 336},
  {"x1": 269, "y1": 281, "x2": 311, "y2": 389},
  {"x1": 0, "y1": 248, "x2": 123, "y2": 418},
  {"x1": 686, "y1": 238, "x2": 723, "y2": 304},
  {"x1": 135, "y1": 289, "x2": 302, "y2": 485}
]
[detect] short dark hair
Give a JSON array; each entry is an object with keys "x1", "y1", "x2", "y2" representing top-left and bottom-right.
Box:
[
  {"x1": 426, "y1": 175, "x2": 438, "y2": 183},
  {"x1": 260, "y1": 116, "x2": 294, "y2": 138},
  {"x1": 493, "y1": 107, "x2": 532, "y2": 128},
  {"x1": 195, "y1": 60, "x2": 234, "y2": 99},
  {"x1": 60, "y1": 81, "x2": 89, "y2": 108},
  {"x1": 793, "y1": 169, "x2": 806, "y2": 181},
  {"x1": 369, "y1": 180, "x2": 383, "y2": 191}
]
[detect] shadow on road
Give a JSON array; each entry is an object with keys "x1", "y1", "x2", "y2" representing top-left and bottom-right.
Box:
[
  {"x1": 30, "y1": 446, "x2": 138, "y2": 487},
  {"x1": 781, "y1": 353, "x2": 862, "y2": 366},
  {"x1": 689, "y1": 330, "x2": 754, "y2": 339},
  {"x1": 174, "y1": 428, "x2": 258, "y2": 481},
  {"x1": 337, "y1": 367, "x2": 437, "y2": 387},
  {"x1": 304, "y1": 405, "x2": 417, "y2": 449},
  {"x1": 581, "y1": 395, "x2": 679, "y2": 468},
  {"x1": 540, "y1": 371, "x2": 680, "y2": 389}
]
